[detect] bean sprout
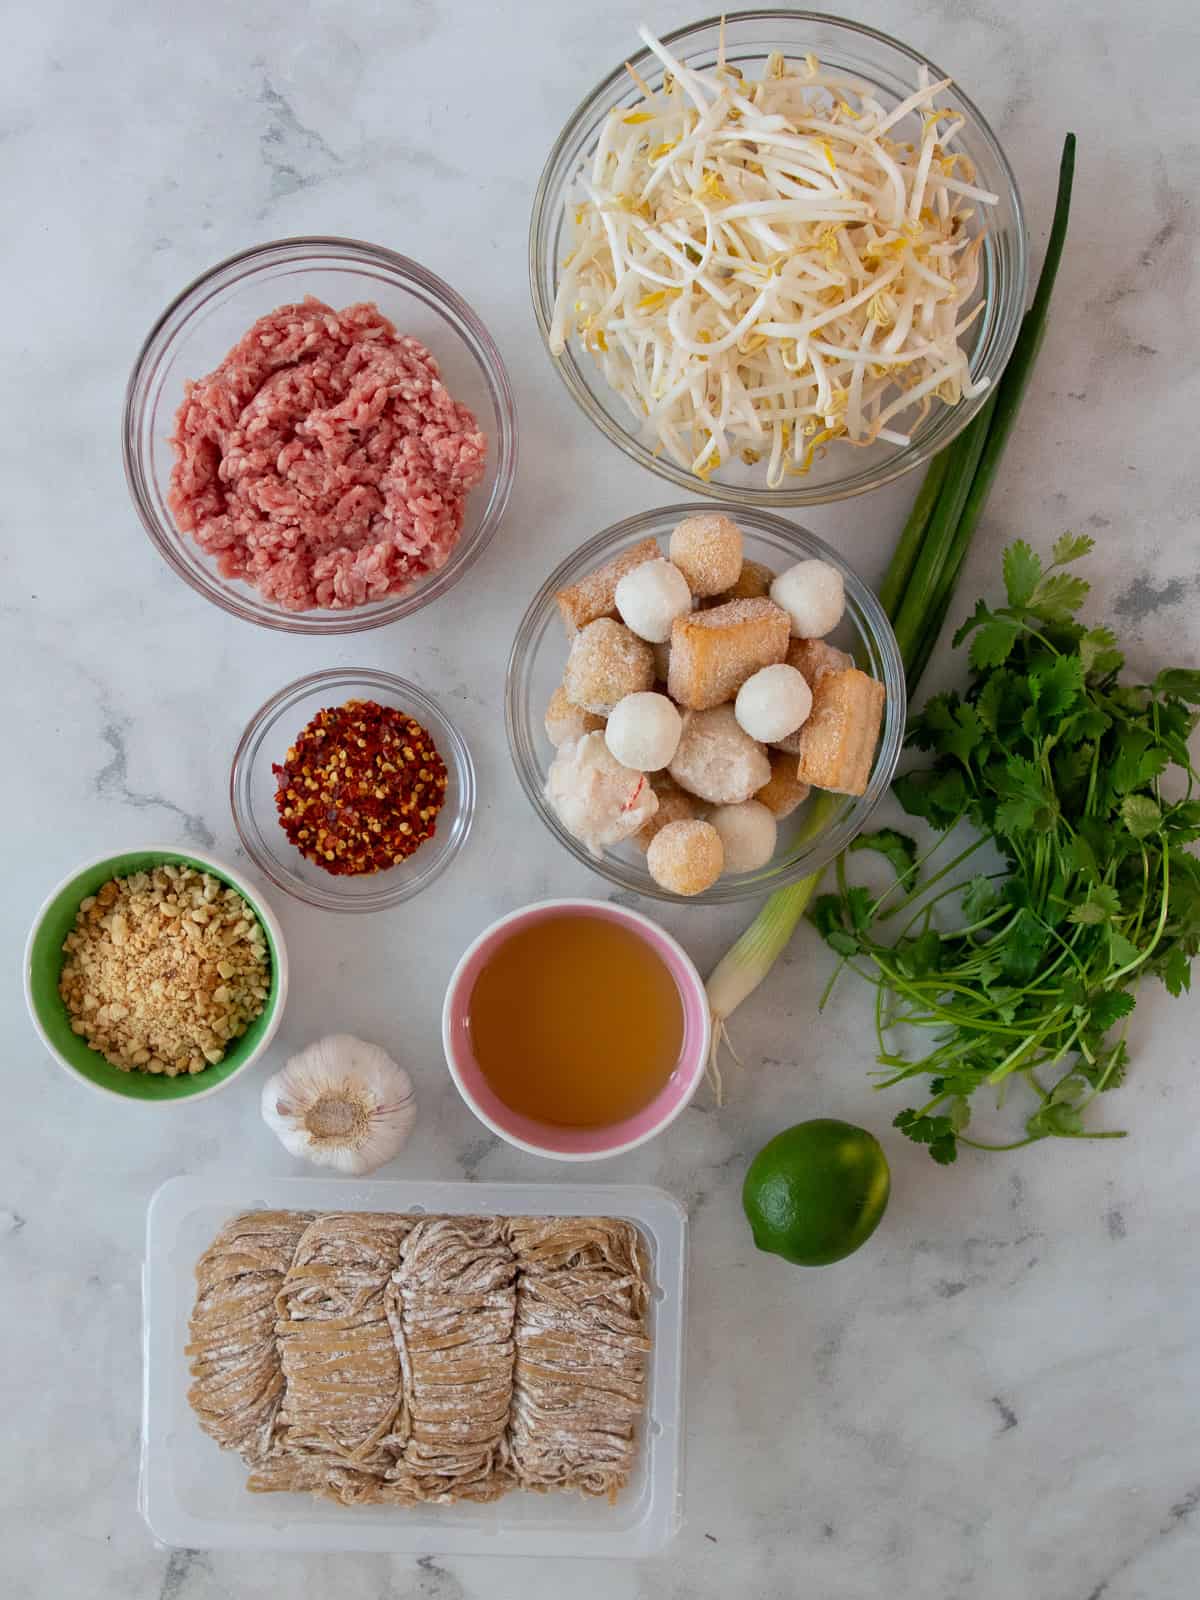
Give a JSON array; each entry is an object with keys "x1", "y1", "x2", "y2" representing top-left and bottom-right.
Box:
[{"x1": 550, "y1": 26, "x2": 998, "y2": 487}]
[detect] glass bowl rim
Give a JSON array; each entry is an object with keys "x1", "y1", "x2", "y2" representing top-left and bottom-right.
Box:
[
  {"x1": 123, "y1": 234, "x2": 519, "y2": 635},
  {"x1": 504, "y1": 500, "x2": 906, "y2": 905},
  {"x1": 528, "y1": 7, "x2": 1028, "y2": 507},
  {"x1": 230, "y1": 666, "x2": 476, "y2": 912}
]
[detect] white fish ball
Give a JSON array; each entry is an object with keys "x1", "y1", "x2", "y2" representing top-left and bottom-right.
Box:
[
  {"x1": 735, "y1": 663, "x2": 813, "y2": 744},
  {"x1": 709, "y1": 801, "x2": 778, "y2": 874},
  {"x1": 605, "y1": 692, "x2": 683, "y2": 772},
  {"x1": 770, "y1": 560, "x2": 845, "y2": 638},
  {"x1": 615, "y1": 559, "x2": 693, "y2": 643}
]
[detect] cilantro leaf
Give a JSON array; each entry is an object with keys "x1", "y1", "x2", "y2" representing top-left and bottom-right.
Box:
[
  {"x1": 1003, "y1": 540, "x2": 1042, "y2": 607},
  {"x1": 1049, "y1": 1072, "x2": 1090, "y2": 1106},
  {"x1": 961, "y1": 875, "x2": 1001, "y2": 922},
  {"x1": 894, "y1": 928, "x2": 942, "y2": 978},
  {"x1": 1050, "y1": 532, "x2": 1095, "y2": 565},
  {"x1": 893, "y1": 1110, "x2": 958, "y2": 1164},
  {"x1": 1069, "y1": 885, "x2": 1121, "y2": 925},
  {"x1": 1080, "y1": 626, "x2": 1124, "y2": 677},
  {"x1": 1164, "y1": 801, "x2": 1200, "y2": 844},
  {"x1": 992, "y1": 757, "x2": 1059, "y2": 836},
  {"x1": 919, "y1": 696, "x2": 984, "y2": 766},
  {"x1": 1026, "y1": 1102, "x2": 1084, "y2": 1138},
  {"x1": 1085, "y1": 990, "x2": 1136, "y2": 1035},
  {"x1": 952, "y1": 596, "x2": 993, "y2": 649},
  {"x1": 1070, "y1": 832, "x2": 1100, "y2": 881},
  {"x1": 893, "y1": 767, "x2": 967, "y2": 828},
  {"x1": 976, "y1": 669, "x2": 1027, "y2": 738},
  {"x1": 1161, "y1": 945, "x2": 1192, "y2": 997},
  {"x1": 1028, "y1": 654, "x2": 1084, "y2": 718},
  {"x1": 845, "y1": 886, "x2": 875, "y2": 934},
  {"x1": 1111, "y1": 727, "x2": 1169, "y2": 795},
  {"x1": 1093, "y1": 1040, "x2": 1130, "y2": 1091},
  {"x1": 850, "y1": 828, "x2": 918, "y2": 882},
  {"x1": 1152, "y1": 669, "x2": 1200, "y2": 703},
  {"x1": 809, "y1": 894, "x2": 858, "y2": 957},
  {"x1": 969, "y1": 617, "x2": 1020, "y2": 671},
  {"x1": 1120, "y1": 794, "x2": 1161, "y2": 839},
  {"x1": 1107, "y1": 928, "x2": 1141, "y2": 968},
  {"x1": 1029, "y1": 570, "x2": 1090, "y2": 623},
  {"x1": 1059, "y1": 703, "x2": 1111, "y2": 743},
  {"x1": 1000, "y1": 909, "x2": 1049, "y2": 981}
]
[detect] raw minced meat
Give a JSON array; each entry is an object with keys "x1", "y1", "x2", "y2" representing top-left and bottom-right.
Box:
[{"x1": 168, "y1": 297, "x2": 487, "y2": 611}]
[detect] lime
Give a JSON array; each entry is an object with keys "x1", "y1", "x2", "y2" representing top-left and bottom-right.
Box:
[{"x1": 742, "y1": 1119, "x2": 890, "y2": 1266}]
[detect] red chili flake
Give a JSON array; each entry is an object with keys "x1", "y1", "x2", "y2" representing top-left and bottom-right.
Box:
[{"x1": 272, "y1": 699, "x2": 449, "y2": 876}]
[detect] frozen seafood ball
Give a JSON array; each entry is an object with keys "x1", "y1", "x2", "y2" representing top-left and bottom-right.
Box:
[
  {"x1": 545, "y1": 732, "x2": 657, "y2": 857},
  {"x1": 615, "y1": 558, "x2": 692, "y2": 643},
  {"x1": 770, "y1": 560, "x2": 845, "y2": 638},
  {"x1": 735, "y1": 663, "x2": 813, "y2": 744},
  {"x1": 633, "y1": 778, "x2": 697, "y2": 854},
  {"x1": 710, "y1": 800, "x2": 778, "y2": 873},
  {"x1": 646, "y1": 819, "x2": 725, "y2": 897},
  {"x1": 544, "y1": 683, "x2": 605, "y2": 747},
  {"x1": 563, "y1": 618, "x2": 655, "y2": 715},
  {"x1": 605, "y1": 692, "x2": 682, "y2": 772},
  {"x1": 668, "y1": 705, "x2": 771, "y2": 805},
  {"x1": 669, "y1": 513, "x2": 743, "y2": 597}
]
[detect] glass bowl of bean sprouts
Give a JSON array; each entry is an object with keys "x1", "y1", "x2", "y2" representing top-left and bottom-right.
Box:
[{"x1": 530, "y1": 12, "x2": 1026, "y2": 506}]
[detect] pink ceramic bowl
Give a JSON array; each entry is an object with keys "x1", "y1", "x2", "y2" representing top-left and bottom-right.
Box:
[{"x1": 442, "y1": 899, "x2": 711, "y2": 1161}]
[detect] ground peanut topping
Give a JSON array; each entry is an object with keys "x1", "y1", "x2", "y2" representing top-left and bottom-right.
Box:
[{"x1": 59, "y1": 864, "x2": 270, "y2": 1077}]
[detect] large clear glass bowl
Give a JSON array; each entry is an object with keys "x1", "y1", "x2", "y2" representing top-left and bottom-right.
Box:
[
  {"x1": 230, "y1": 668, "x2": 475, "y2": 912},
  {"x1": 530, "y1": 11, "x2": 1026, "y2": 506},
  {"x1": 505, "y1": 505, "x2": 905, "y2": 905},
  {"x1": 124, "y1": 237, "x2": 518, "y2": 633}
]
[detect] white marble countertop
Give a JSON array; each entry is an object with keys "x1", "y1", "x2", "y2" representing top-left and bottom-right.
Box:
[{"x1": 5, "y1": 1, "x2": 1199, "y2": 1595}]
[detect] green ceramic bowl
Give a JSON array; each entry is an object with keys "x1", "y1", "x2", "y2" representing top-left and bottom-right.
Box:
[{"x1": 23, "y1": 846, "x2": 288, "y2": 1103}]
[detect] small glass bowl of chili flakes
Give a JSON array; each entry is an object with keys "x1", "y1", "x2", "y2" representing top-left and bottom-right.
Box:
[{"x1": 231, "y1": 669, "x2": 475, "y2": 912}]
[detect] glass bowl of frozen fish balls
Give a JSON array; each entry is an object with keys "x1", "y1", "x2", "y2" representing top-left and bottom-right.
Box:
[{"x1": 505, "y1": 505, "x2": 905, "y2": 905}]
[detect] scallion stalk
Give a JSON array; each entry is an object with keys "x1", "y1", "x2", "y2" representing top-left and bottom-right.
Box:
[
  {"x1": 877, "y1": 447, "x2": 951, "y2": 621},
  {"x1": 705, "y1": 133, "x2": 1077, "y2": 1086}
]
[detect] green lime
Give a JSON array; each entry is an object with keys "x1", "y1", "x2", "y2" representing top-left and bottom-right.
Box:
[{"x1": 742, "y1": 1119, "x2": 890, "y2": 1266}]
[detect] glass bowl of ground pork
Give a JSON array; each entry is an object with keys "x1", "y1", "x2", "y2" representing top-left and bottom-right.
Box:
[{"x1": 124, "y1": 238, "x2": 518, "y2": 633}]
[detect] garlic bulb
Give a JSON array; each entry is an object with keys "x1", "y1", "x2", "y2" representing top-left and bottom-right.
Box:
[{"x1": 261, "y1": 1035, "x2": 417, "y2": 1175}]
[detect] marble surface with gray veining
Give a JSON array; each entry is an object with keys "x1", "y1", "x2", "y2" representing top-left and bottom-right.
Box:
[{"x1": 4, "y1": 1, "x2": 1199, "y2": 1596}]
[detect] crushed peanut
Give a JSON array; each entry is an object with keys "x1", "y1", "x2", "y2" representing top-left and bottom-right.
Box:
[{"x1": 58, "y1": 865, "x2": 271, "y2": 1078}]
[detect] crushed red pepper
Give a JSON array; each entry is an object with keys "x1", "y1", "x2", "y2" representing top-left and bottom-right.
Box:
[{"x1": 272, "y1": 699, "x2": 449, "y2": 876}]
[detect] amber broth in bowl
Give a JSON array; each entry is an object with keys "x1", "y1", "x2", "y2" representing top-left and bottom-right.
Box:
[{"x1": 466, "y1": 915, "x2": 684, "y2": 1126}]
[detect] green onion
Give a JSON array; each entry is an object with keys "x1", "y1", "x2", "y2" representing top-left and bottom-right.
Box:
[
  {"x1": 705, "y1": 134, "x2": 1077, "y2": 1089},
  {"x1": 905, "y1": 134, "x2": 1076, "y2": 688},
  {"x1": 706, "y1": 794, "x2": 835, "y2": 1096},
  {"x1": 877, "y1": 446, "x2": 950, "y2": 620}
]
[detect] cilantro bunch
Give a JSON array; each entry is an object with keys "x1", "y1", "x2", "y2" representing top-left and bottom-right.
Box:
[{"x1": 812, "y1": 535, "x2": 1200, "y2": 1162}]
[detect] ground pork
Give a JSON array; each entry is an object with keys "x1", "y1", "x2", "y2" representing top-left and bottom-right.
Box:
[{"x1": 168, "y1": 297, "x2": 487, "y2": 611}]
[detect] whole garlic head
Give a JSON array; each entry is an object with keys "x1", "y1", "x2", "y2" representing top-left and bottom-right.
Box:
[{"x1": 261, "y1": 1035, "x2": 417, "y2": 1175}]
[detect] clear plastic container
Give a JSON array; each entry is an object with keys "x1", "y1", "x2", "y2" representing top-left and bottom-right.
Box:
[{"x1": 141, "y1": 1176, "x2": 686, "y2": 1556}]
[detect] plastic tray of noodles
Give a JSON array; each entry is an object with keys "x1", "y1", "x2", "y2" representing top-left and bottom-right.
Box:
[{"x1": 141, "y1": 1177, "x2": 686, "y2": 1555}]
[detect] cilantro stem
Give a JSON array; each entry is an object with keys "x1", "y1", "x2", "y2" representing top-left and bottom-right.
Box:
[
  {"x1": 958, "y1": 1135, "x2": 1043, "y2": 1152},
  {"x1": 874, "y1": 833, "x2": 988, "y2": 922}
]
